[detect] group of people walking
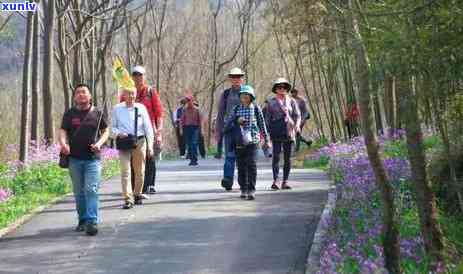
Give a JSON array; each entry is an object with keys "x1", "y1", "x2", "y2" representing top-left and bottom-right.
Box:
[
  {"x1": 58, "y1": 65, "x2": 312, "y2": 236},
  {"x1": 216, "y1": 68, "x2": 311, "y2": 199}
]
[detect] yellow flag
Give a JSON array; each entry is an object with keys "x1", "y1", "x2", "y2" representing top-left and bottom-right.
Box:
[{"x1": 112, "y1": 56, "x2": 135, "y2": 91}]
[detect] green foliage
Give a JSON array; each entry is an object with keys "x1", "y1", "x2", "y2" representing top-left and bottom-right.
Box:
[
  {"x1": 383, "y1": 139, "x2": 408, "y2": 158},
  {"x1": 0, "y1": 191, "x2": 64, "y2": 229},
  {"x1": 312, "y1": 136, "x2": 329, "y2": 149},
  {"x1": 0, "y1": 160, "x2": 120, "y2": 230},
  {"x1": 303, "y1": 155, "x2": 330, "y2": 169},
  {"x1": 439, "y1": 213, "x2": 463, "y2": 256},
  {"x1": 0, "y1": 164, "x2": 71, "y2": 229},
  {"x1": 0, "y1": 164, "x2": 70, "y2": 195},
  {"x1": 341, "y1": 257, "x2": 360, "y2": 273},
  {"x1": 102, "y1": 160, "x2": 120, "y2": 180},
  {"x1": 0, "y1": 163, "x2": 7, "y2": 176},
  {"x1": 423, "y1": 135, "x2": 442, "y2": 151},
  {"x1": 400, "y1": 207, "x2": 421, "y2": 238},
  {"x1": 383, "y1": 135, "x2": 442, "y2": 159}
]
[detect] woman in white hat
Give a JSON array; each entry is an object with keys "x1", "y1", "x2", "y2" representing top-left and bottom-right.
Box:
[{"x1": 265, "y1": 78, "x2": 301, "y2": 190}]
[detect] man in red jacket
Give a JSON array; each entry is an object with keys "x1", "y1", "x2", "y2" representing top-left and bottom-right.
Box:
[{"x1": 131, "y1": 65, "x2": 163, "y2": 195}]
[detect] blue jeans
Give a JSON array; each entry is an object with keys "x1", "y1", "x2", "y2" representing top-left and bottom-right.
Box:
[
  {"x1": 68, "y1": 157, "x2": 102, "y2": 225},
  {"x1": 223, "y1": 135, "x2": 236, "y2": 180},
  {"x1": 183, "y1": 125, "x2": 199, "y2": 163}
]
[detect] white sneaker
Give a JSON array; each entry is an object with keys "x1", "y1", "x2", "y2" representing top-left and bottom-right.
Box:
[{"x1": 140, "y1": 194, "x2": 150, "y2": 200}]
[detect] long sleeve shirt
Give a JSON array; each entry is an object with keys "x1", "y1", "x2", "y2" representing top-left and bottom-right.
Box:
[
  {"x1": 215, "y1": 87, "x2": 241, "y2": 137},
  {"x1": 225, "y1": 103, "x2": 269, "y2": 145},
  {"x1": 136, "y1": 85, "x2": 163, "y2": 128},
  {"x1": 180, "y1": 106, "x2": 203, "y2": 127},
  {"x1": 111, "y1": 102, "x2": 155, "y2": 150},
  {"x1": 265, "y1": 96, "x2": 301, "y2": 141}
]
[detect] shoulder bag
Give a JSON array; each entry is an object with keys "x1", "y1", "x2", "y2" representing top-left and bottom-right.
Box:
[{"x1": 116, "y1": 107, "x2": 139, "y2": 150}]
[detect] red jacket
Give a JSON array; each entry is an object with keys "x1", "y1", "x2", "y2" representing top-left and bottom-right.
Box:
[
  {"x1": 137, "y1": 85, "x2": 163, "y2": 128},
  {"x1": 345, "y1": 104, "x2": 359, "y2": 122}
]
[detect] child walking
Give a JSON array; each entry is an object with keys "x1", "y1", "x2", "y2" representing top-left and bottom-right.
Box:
[{"x1": 224, "y1": 85, "x2": 271, "y2": 200}]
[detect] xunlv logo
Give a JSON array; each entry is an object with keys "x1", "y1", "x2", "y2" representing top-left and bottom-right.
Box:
[{"x1": 1, "y1": 1, "x2": 37, "y2": 12}]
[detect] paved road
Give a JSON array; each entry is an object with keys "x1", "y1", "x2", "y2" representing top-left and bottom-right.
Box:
[{"x1": 0, "y1": 158, "x2": 330, "y2": 274}]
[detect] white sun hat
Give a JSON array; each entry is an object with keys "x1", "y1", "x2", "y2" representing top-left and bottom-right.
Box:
[{"x1": 228, "y1": 67, "x2": 245, "y2": 76}]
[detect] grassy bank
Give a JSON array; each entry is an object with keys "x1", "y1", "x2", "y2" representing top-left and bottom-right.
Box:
[{"x1": 0, "y1": 146, "x2": 119, "y2": 231}]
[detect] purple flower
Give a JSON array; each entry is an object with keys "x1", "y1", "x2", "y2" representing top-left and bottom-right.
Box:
[{"x1": 0, "y1": 188, "x2": 12, "y2": 203}]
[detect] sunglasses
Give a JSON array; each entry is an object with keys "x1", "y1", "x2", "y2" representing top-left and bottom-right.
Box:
[
  {"x1": 132, "y1": 72, "x2": 143, "y2": 76},
  {"x1": 229, "y1": 75, "x2": 243, "y2": 79},
  {"x1": 275, "y1": 85, "x2": 288, "y2": 90}
]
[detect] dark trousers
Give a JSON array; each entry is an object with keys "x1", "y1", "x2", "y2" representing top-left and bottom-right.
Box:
[
  {"x1": 345, "y1": 120, "x2": 359, "y2": 139},
  {"x1": 198, "y1": 134, "x2": 206, "y2": 158},
  {"x1": 131, "y1": 155, "x2": 156, "y2": 193},
  {"x1": 216, "y1": 135, "x2": 223, "y2": 157},
  {"x1": 272, "y1": 141, "x2": 292, "y2": 181},
  {"x1": 184, "y1": 125, "x2": 199, "y2": 163},
  {"x1": 175, "y1": 125, "x2": 186, "y2": 156},
  {"x1": 236, "y1": 144, "x2": 257, "y2": 193}
]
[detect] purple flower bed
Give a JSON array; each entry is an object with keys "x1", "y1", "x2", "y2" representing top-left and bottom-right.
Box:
[{"x1": 314, "y1": 136, "x2": 434, "y2": 273}]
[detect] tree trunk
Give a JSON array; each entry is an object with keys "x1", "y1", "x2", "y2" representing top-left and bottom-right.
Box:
[
  {"x1": 125, "y1": 9, "x2": 131, "y2": 69},
  {"x1": 397, "y1": 76, "x2": 445, "y2": 269},
  {"x1": 42, "y1": 0, "x2": 56, "y2": 144},
  {"x1": 20, "y1": 12, "x2": 34, "y2": 162},
  {"x1": 207, "y1": 1, "x2": 220, "y2": 148},
  {"x1": 90, "y1": 16, "x2": 97, "y2": 106},
  {"x1": 305, "y1": 49, "x2": 326, "y2": 139},
  {"x1": 430, "y1": 80, "x2": 463, "y2": 213},
  {"x1": 384, "y1": 74, "x2": 396, "y2": 135},
  {"x1": 57, "y1": 15, "x2": 71, "y2": 111},
  {"x1": 31, "y1": 10, "x2": 40, "y2": 143},
  {"x1": 349, "y1": 1, "x2": 401, "y2": 273},
  {"x1": 296, "y1": 55, "x2": 323, "y2": 138}
]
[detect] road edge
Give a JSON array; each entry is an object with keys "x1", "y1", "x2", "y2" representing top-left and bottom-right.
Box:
[{"x1": 305, "y1": 183, "x2": 337, "y2": 274}]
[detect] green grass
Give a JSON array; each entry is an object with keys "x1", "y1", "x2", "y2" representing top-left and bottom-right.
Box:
[
  {"x1": 102, "y1": 160, "x2": 120, "y2": 180},
  {"x1": 382, "y1": 135, "x2": 443, "y2": 159},
  {"x1": 0, "y1": 160, "x2": 120, "y2": 230},
  {"x1": 303, "y1": 155, "x2": 330, "y2": 169}
]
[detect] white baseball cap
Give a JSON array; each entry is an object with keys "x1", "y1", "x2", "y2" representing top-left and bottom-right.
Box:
[
  {"x1": 132, "y1": 65, "x2": 146, "y2": 75},
  {"x1": 228, "y1": 67, "x2": 245, "y2": 76}
]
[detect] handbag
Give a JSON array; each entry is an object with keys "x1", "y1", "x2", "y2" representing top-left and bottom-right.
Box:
[
  {"x1": 59, "y1": 152, "x2": 69, "y2": 168},
  {"x1": 116, "y1": 107, "x2": 139, "y2": 150}
]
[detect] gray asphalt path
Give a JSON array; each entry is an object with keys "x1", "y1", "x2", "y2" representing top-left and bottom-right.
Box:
[{"x1": 0, "y1": 158, "x2": 330, "y2": 274}]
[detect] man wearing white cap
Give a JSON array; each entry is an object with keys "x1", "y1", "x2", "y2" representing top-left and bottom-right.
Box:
[
  {"x1": 215, "y1": 67, "x2": 245, "y2": 191},
  {"x1": 130, "y1": 65, "x2": 163, "y2": 195}
]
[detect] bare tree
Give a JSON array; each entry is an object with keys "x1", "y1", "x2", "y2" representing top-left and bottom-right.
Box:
[
  {"x1": 20, "y1": 12, "x2": 34, "y2": 162},
  {"x1": 31, "y1": 10, "x2": 40, "y2": 142},
  {"x1": 149, "y1": 0, "x2": 168, "y2": 92},
  {"x1": 42, "y1": 0, "x2": 56, "y2": 143},
  {"x1": 397, "y1": 76, "x2": 445, "y2": 268}
]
